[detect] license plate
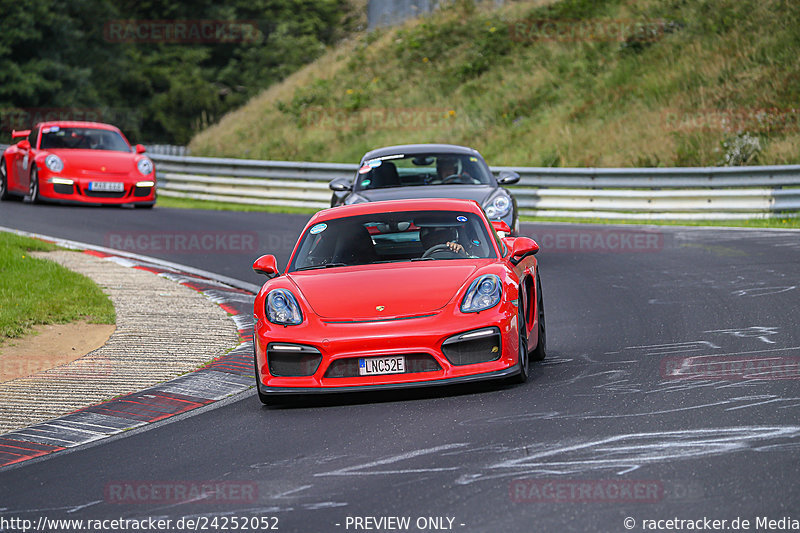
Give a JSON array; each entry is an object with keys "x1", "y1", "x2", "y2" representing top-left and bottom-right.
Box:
[
  {"x1": 89, "y1": 181, "x2": 124, "y2": 192},
  {"x1": 358, "y1": 356, "x2": 405, "y2": 376}
]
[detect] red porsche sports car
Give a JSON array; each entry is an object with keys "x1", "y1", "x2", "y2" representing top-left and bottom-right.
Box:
[
  {"x1": 1, "y1": 121, "x2": 156, "y2": 207},
  {"x1": 252, "y1": 198, "x2": 545, "y2": 403}
]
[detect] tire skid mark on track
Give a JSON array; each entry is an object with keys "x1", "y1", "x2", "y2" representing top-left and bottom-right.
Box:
[
  {"x1": 277, "y1": 425, "x2": 800, "y2": 489},
  {"x1": 314, "y1": 443, "x2": 470, "y2": 477},
  {"x1": 0, "y1": 231, "x2": 258, "y2": 469},
  {"x1": 452, "y1": 426, "x2": 800, "y2": 483}
]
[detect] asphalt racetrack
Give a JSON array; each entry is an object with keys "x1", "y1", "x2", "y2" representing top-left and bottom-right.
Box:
[{"x1": 1, "y1": 202, "x2": 799, "y2": 533}]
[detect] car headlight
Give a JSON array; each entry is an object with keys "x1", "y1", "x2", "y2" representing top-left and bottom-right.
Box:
[
  {"x1": 461, "y1": 274, "x2": 502, "y2": 313},
  {"x1": 45, "y1": 155, "x2": 63, "y2": 173},
  {"x1": 137, "y1": 157, "x2": 154, "y2": 176},
  {"x1": 484, "y1": 193, "x2": 511, "y2": 219},
  {"x1": 266, "y1": 289, "x2": 303, "y2": 325}
]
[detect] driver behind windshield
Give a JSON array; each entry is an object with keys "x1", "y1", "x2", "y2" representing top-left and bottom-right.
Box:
[
  {"x1": 436, "y1": 155, "x2": 475, "y2": 183},
  {"x1": 436, "y1": 157, "x2": 458, "y2": 181},
  {"x1": 419, "y1": 227, "x2": 466, "y2": 256}
]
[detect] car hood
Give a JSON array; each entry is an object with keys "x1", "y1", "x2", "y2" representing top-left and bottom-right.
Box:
[
  {"x1": 358, "y1": 185, "x2": 494, "y2": 205},
  {"x1": 49, "y1": 149, "x2": 139, "y2": 175},
  {"x1": 289, "y1": 262, "x2": 479, "y2": 320}
]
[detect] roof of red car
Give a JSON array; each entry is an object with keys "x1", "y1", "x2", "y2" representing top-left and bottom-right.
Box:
[
  {"x1": 36, "y1": 121, "x2": 121, "y2": 131},
  {"x1": 310, "y1": 198, "x2": 484, "y2": 223}
]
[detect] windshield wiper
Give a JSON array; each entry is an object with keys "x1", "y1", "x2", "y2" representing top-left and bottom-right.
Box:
[{"x1": 294, "y1": 262, "x2": 347, "y2": 271}]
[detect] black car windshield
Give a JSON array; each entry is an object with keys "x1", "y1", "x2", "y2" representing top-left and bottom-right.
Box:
[
  {"x1": 40, "y1": 127, "x2": 130, "y2": 151},
  {"x1": 354, "y1": 153, "x2": 493, "y2": 191},
  {"x1": 289, "y1": 210, "x2": 497, "y2": 271}
]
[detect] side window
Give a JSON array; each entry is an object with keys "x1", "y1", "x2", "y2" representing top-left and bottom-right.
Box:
[
  {"x1": 28, "y1": 127, "x2": 39, "y2": 149},
  {"x1": 493, "y1": 223, "x2": 506, "y2": 256}
]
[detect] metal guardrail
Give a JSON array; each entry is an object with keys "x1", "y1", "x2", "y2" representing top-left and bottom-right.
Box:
[
  {"x1": 150, "y1": 153, "x2": 800, "y2": 220},
  {"x1": 2, "y1": 142, "x2": 797, "y2": 219},
  {"x1": 497, "y1": 165, "x2": 800, "y2": 220},
  {"x1": 145, "y1": 144, "x2": 190, "y2": 156},
  {"x1": 151, "y1": 154, "x2": 354, "y2": 210}
]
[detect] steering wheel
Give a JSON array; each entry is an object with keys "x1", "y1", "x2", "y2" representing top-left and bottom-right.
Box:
[
  {"x1": 442, "y1": 173, "x2": 478, "y2": 184},
  {"x1": 422, "y1": 244, "x2": 463, "y2": 259}
]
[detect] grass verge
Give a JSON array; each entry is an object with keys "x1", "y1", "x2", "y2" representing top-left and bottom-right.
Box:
[{"x1": 0, "y1": 233, "x2": 116, "y2": 343}]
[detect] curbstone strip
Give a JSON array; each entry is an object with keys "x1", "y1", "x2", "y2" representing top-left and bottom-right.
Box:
[{"x1": 0, "y1": 231, "x2": 259, "y2": 469}]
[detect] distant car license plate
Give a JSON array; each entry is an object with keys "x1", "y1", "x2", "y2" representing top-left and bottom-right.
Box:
[
  {"x1": 89, "y1": 181, "x2": 124, "y2": 192},
  {"x1": 359, "y1": 356, "x2": 405, "y2": 376}
]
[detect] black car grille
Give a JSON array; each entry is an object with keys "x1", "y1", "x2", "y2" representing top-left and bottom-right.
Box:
[
  {"x1": 53, "y1": 183, "x2": 74, "y2": 195},
  {"x1": 324, "y1": 354, "x2": 441, "y2": 378},
  {"x1": 442, "y1": 328, "x2": 502, "y2": 366},
  {"x1": 134, "y1": 185, "x2": 153, "y2": 197},
  {"x1": 267, "y1": 344, "x2": 322, "y2": 377}
]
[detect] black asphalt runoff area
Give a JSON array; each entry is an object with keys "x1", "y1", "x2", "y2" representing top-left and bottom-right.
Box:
[{"x1": 1, "y1": 201, "x2": 799, "y2": 533}]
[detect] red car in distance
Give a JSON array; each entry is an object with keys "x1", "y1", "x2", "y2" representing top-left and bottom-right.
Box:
[
  {"x1": 1, "y1": 121, "x2": 156, "y2": 207},
  {"x1": 252, "y1": 198, "x2": 546, "y2": 404}
]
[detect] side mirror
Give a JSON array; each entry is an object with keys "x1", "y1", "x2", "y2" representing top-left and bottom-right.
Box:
[
  {"x1": 11, "y1": 129, "x2": 31, "y2": 139},
  {"x1": 509, "y1": 237, "x2": 539, "y2": 265},
  {"x1": 497, "y1": 170, "x2": 520, "y2": 185},
  {"x1": 135, "y1": 144, "x2": 147, "y2": 154},
  {"x1": 491, "y1": 220, "x2": 511, "y2": 236},
  {"x1": 16, "y1": 139, "x2": 31, "y2": 150},
  {"x1": 329, "y1": 177, "x2": 353, "y2": 192},
  {"x1": 253, "y1": 254, "x2": 279, "y2": 278}
]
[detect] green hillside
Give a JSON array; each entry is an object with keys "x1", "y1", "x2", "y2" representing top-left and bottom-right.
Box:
[{"x1": 189, "y1": 0, "x2": 800, "y2": 167}]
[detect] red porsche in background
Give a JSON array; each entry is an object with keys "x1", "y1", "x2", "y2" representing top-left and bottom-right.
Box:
[
  {"x1": 0, "y1": 121, "x2": 156, "y2": 207},
  {"x1": 252, "y1": 198, "x2": 546, "y2": 403}
]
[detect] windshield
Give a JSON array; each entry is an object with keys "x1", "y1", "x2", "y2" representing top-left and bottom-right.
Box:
[
  {"x1": 354, "y1": 153, "x2": 494, "y2": 191},
  {"x1": 40, "y1": 126, "x2": 131, "y2": 151},
  {"x1": 289, "y1": 210, "x2": 497, "y2": 271}
]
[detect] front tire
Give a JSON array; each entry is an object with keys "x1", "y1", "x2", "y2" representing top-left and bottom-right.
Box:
[
  {"x1": 0, "y1": 156, "x2": 8, "y2": 201},
  {"x1": 28, "y1": 168, "x2": 40, "y2": 204},
  {"x1": 511, "y1": 306, "x2": 529, "y2": 383},
  {"x1": 257, "y1": 385, "x2": 271, "y2": 405},
  {"x1": 254, "y1": 343, "x2": 271, "y2": 405},
  {"x1": 530, "y1": 274, "x2": 547, "y2": 362},
  {"x1": 0, "y1": 157, "x2": 9, "y2": 201}
]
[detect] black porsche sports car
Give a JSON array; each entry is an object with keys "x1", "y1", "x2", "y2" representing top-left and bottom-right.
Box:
[{"x1": 329, "y1": 144, "x2": 521, "y2": 235}]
